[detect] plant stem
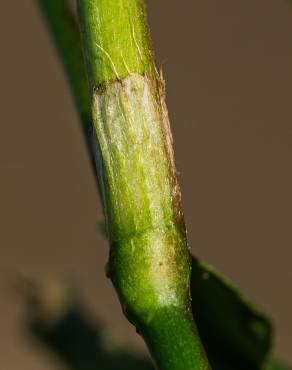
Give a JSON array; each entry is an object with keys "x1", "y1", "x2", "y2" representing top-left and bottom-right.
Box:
[
  {"x1": 76, "y1": 0, "x2": 155, "y2": 88},
  {"x1": 77, "y1": 1, "x2": 210, "y2": 369}
]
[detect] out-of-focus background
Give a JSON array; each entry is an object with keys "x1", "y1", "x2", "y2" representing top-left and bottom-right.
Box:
[{"x1": 1, "y1": 1, "x2": 292, "y2": 369}]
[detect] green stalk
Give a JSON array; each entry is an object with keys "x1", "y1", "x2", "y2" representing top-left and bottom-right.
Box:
[{"x1": 77, "y1": 1, "x2": 210, "y2": 369}]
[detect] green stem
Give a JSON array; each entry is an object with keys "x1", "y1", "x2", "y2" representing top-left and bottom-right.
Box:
[
  {"x1": 144, "y1": 308, "x2": 210, "y2": 370},
  {"x1": 77, "y1": 1, "x2": 210, "y2": 369},
  {"x1": 76, "y1": 0, "x2": 155, "y2": 88}
]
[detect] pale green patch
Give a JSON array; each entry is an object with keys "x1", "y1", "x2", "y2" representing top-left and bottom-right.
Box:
[{"x1": 92, "y1": 73, "x2": 175, "y2": 241}]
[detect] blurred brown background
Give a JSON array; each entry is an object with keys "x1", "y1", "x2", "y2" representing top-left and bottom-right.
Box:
[{"x1": 0, "y1": 1, "x2": 291, "y2": 368}]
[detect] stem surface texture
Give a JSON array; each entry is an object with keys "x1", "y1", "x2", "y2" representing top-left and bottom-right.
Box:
[{"x1": 77, "y1": 1, "x2": 210, "y2": 369}]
